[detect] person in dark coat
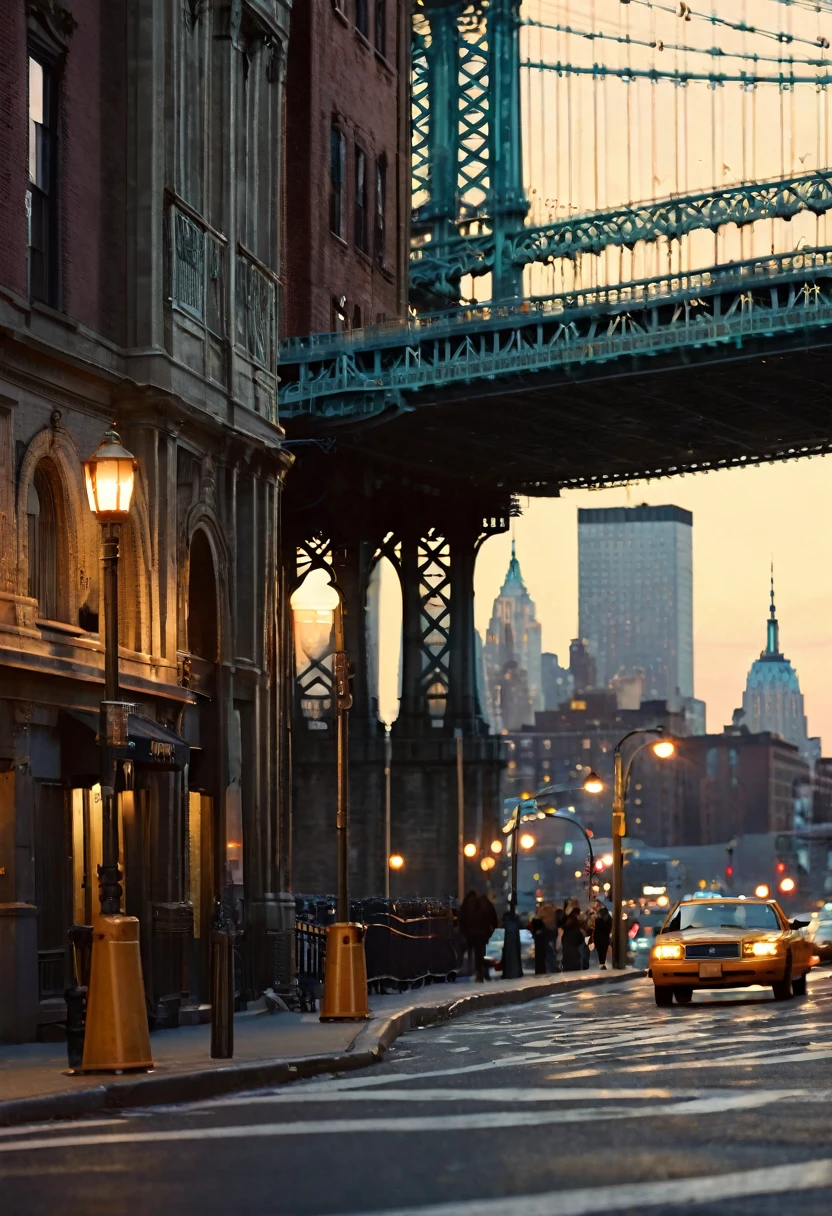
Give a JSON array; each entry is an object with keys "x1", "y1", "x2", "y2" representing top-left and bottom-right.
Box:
[
  {"x1": 592, "y1": 901, "x2": 612, "y2": 970},
  {"x1": 560, "y1": 909, "x2": 586, "y2": 972},
  {"x1": 459, "y1": 890, "x2": 499, "y2": 982},
  {"x1": 529, "y1": 903, "x2": 555, "y2": 975}
]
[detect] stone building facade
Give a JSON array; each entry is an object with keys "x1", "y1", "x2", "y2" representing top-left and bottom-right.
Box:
[{"x1": 0, "y1": 0, "x2": 291, "y2": 1042}]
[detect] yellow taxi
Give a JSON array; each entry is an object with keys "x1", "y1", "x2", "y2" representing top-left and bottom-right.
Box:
[{"x1": 650, "y1": 897, "x2": 817, "y2": 1007}]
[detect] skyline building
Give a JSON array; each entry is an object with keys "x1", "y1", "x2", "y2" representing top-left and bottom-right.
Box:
[
  {"x1": 740, "y1": 574, "x2": 815, "y2": 760},
  {"x1": 483, "y1": 542, "x2": 543, "y2": 731},
  {"x1": 578, "y1": 503, "x2": 695, "y2": 706}
]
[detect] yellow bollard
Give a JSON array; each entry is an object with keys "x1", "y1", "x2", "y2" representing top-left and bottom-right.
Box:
[
  {"x1": 80, "y1": 914, "x2": 153, "y2": 1072},
  {"x1": 319, "y1": 923, "x2": 370, "y2": 1021}
]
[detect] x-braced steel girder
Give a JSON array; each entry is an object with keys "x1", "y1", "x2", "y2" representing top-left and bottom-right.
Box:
[
  {"x1": 279, "y1": 247, "x2": 832, "y2": 420},
  {"x1": 409, "y1": 169, "x2": 832, "y2": 297}
]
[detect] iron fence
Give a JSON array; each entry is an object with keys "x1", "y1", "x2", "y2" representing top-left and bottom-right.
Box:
[{"x1": 295, "y1": 896, "x2": 462, "y2": 1003}]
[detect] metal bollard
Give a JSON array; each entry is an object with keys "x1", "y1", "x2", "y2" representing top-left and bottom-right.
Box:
[
  {"x1": 210, "y1": 925, "x2": 234, "y2": 1059},
  {"x1": 64, "y1": 986, "x2": 87, "y2": 1069},
  {"x1": 65, "y1": 924, "x2": 94, "y2": 1069}
]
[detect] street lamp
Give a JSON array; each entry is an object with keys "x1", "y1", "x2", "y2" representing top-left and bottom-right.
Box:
[
  {"x1": 388, "y1": 854, "x2": 404, "y2": 871},
  {"x1": 500, "y1": 773, "x2": 604, "y2": 979},
  {"x1": 290, "y1": 567, "x2": 368, "y2": 1021},
  {"x1": 463, "y1": 842, "x2": 478, "y2": 859},
  {"x1": 80, "y1": 427, "x2": 152, "y2": 1072},
  {"x1": 611, "y1": 728, "x2": 676, "y2": 969}
]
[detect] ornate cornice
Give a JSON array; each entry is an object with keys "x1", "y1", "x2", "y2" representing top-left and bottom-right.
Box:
[{"x1": 27, "y1": 0, "x2": 77, "y2": 57}]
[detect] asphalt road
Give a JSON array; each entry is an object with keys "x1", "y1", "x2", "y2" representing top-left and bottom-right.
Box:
[{"x1": 5, "y1": 972, "x2": 832, "y2": 1216}]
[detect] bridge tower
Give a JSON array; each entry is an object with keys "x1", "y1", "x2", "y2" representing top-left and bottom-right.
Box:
[
  {"x1": 412, "y1": 0, "x2": 528, "y2": 305},
  {"x1": 286, "y1": 467, "x2": 510, "y2": 903}
]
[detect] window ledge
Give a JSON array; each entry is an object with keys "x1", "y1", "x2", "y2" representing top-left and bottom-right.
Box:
[
  {"x1": 374, "y1": 49, "x2": 396, "y2": 77},
  {"x1": 356, "y1": 248, "x2": 373, "y2": 267},
  {"x1": 36, "y1": 618, "x2": 95, "y2": 638},
  {"x1": 29, "y1": 300, "x2": 77, "y2": 332},
  {"x1": 333, "y1": 6, "x2": 349, "y2": 29},
  {"x1": 330, "y1": 232, "x2": 349, "y2": 250},
  {"x1": 355, "y1": 30, "x2": 372, "y2": 52}
]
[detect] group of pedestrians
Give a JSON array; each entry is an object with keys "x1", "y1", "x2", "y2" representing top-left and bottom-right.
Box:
[
  {"x1": 458, "y1": 889, "x2": 613, "y2": 981},
  {"x1": 529, "y1": 898, "x2": 612, "y2": 974}
]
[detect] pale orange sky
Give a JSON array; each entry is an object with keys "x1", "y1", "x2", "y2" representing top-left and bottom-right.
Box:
[{"x1": 473, "y1": 459, "x2": 832, "y2": 749}]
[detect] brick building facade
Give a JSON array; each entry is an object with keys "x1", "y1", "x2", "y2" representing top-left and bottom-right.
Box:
[
  {"x1": 282, "y1": 0, "x2": 409, "y2": 337},
  {"x1": 0, "y1": 0, "x2": 292, "y2": 1043}
]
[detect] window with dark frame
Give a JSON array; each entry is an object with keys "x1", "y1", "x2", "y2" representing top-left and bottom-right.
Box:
[
  {"x1": 27, "y1": 54, "x2": 58, "y2": 306},
  {"x1": 355, "y1": 148, "x2": 367, "y2": 253},
  {"x1": 330, "y1": 124, "x2": 346, "y2": 239},
  {"x1": 375, "y1": 0, "x2": 387, "y2": 54},
  {"x1": 375, "y1": 154, "x2": 387, "y2": 266},
  {"x1": 332, "y1": 296, "x2": 347, "y2": 331},
  {"x1": 355, "y1": 0, "x2": 369, "y2": 38}
]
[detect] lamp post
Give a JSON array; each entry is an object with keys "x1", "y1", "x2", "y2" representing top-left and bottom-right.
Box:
[
  {"x1": 611, "y1": 728, "x2": 676, "y2": 969},
  {"x1": 290, "y1": 567, "x2": 368, "y2": 1021},
  {"x1": 80, "y1": 427, "x2": 152, "y2": 1072},
  {"x1": 500, "y1": 774, "x2": 603, "y2": 980}
]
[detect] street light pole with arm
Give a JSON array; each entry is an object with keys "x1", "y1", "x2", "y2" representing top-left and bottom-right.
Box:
[
  {"x1": 501, "y1": 773, "x2": 603, "y2": 979},
  {"x1": 612, "y1": 727, "x2": 676, "y2": 970}
]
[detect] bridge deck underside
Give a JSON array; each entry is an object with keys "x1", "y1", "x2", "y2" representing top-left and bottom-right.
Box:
[{"x1": 287, "y1": 331, "x2": 832, "y2": 495}]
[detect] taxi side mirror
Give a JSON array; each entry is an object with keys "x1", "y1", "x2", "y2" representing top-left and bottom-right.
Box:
[{"x1": 791, "y1": 919, "x2": 809, "y2": 930}]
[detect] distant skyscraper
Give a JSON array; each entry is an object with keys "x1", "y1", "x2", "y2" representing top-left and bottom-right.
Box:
[
  {"x1": 578, "y1": 504, "x2": 694, "y2": 704},
  {"x1": 542, "y1": 652, "x2": 573, "y2": 710},
  {"x1": 483, "y1": 542, "x2": 543, "y2": 731},
  {"x1": 741, "y1": 573, "x2": 811, "y2": 759}
]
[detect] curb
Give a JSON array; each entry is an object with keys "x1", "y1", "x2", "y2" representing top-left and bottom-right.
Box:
[{"x1": 0, "y1": 969, "x2": 645, "y2": 1127}]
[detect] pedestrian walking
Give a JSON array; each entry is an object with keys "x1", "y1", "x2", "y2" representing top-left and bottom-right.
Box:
[
  {"x1": 529, "y1": 905, "x2": 548, "y2": 975},
  {"x1": 592, "y1": 901, "x2": 612, "y2": 970},
  {"x1": 459, "y1": 889, "x2": 498, "y2": 982},
  {"x1": 561, "y1": 907, "x2": 587, "y2": 972}
]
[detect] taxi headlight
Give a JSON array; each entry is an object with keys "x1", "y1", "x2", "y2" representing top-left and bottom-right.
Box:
[
  {"x1": 742, "y1": 940, "x2": 780, "y2": 957},
  {"x1": 652, "y1": 943, "x2": 683, "y2": 960}
]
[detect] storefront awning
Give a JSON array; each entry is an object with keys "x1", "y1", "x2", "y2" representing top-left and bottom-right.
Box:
[{"x1": 64, "y1": 710, "x2": 190, "y2": 772}]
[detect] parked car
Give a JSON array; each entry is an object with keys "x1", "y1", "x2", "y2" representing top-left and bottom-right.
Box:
[{"x1": 484, "y1": 928, "x2": 535, "y2": 970}]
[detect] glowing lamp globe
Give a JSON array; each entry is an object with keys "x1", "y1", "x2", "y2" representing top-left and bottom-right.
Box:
[
  {"x1": 755, "y1": 884, "x2": 770, "y2": 899},
  {"x1": 490, "y1": 839, "x2": 503, "y2": 854},
  {"x1": 519, "y1": 833, "x2": 535, "y2": 850},
  {"x1": 84, "y1": 428, "x2": 137, "y2": 522},
  {"x1": 388, "y1": 854, "x2": 404, "y2": 871},
  {"x1": 653, "y1": 739, "x2": 676, "y2": 760},
  {"x1": 463, "y1": 842, "x2": 478, "y2": 859},
  {"x1": 583, "y1": 771, "x2": 604, "y2": 794}
]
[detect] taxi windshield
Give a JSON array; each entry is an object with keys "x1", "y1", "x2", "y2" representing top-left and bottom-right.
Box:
[{"x1": 663, "y1": 902, "x2": 781, "y2": 932}]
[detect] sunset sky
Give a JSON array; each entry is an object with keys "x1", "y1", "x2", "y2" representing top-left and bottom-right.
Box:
[{"x1": 473, "y1": 458, "x2": 832, "y2": 750}]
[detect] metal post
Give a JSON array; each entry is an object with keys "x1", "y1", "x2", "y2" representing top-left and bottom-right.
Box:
[
  {"x1": 99, "y1": 523, "x2": 122, "y2": 916},
  {"x1": 502, "y1": 813, "x2": 523, "y2": 980},
  {"x1": 384, "y1": 727, "x2": 392, "y2": 900},
  {"x1": 334, "y1": 599, "x2": 352, "y2": 924},
  {"x1": 210, "y1": 902, "x2": 234, "y2": 1059},
  {"x1": 611, "y1": 748, "x2": 625, "y2": 970},
  {"x1": 455, "y1": 728, "x2": 464, "y2": 903}
]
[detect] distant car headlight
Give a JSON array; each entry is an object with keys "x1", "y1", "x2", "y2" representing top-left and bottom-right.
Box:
[
  {"x1": 742, "y1": 940, "x2": 780, "y2": 957},
  {"x1": 652, "y1": 943, "x2": 683, "y2": 960}
]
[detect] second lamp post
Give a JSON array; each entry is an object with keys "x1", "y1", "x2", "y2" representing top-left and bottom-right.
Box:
[{"x1": 611, "y1": 728, "x2": 676, "y2": 969}]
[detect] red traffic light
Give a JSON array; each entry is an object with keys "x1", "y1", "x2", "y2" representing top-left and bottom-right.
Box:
[
  {"x1": 725, "y1": 865, "x2": 733, "y2": 879},
  {"x1": 776, "y1": 861, "x2": 786, "y2": 874}
]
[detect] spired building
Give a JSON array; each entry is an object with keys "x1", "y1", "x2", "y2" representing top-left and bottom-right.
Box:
[
  {"x1": 0, "y1": 0, "x2": 291, "y2": 1042},
  {"x1": 740, "y1": 575, "x2": 813, "y2": 761},
  {"x1": 483, "y1": 542, "x2": 543, "y2": 732},
  {"x1": 579, "y1": 504, "x2": 699, "y2": 712}
]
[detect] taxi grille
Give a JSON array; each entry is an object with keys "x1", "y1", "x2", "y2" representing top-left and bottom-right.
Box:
[{"x1": 684, "y1": 943, "x2": 740, "y2": 960}]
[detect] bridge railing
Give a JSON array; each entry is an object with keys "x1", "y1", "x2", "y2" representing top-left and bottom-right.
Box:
[{"x1": 279, "y1": 246, "x2": 832, "y2": 361}]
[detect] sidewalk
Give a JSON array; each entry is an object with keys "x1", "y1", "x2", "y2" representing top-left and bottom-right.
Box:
[{"x1": 0, "y1": 966, "x2": 644, "y2": 1126}]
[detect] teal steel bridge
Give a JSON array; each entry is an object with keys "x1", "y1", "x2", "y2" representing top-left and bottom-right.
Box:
[{"x1": 280, "y1": 0, "x2": 832, "y2": 491}]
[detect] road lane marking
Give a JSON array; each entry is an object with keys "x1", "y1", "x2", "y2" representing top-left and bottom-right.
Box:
[
  {"x1": 0, "y1": 1118, "x2": 124, "y2": 1139},
  {"x1": 150, "y1": 1085, "x2": 729, "y2": 1113},
  {"x1": 0, "y1": 1090, "x2": 809, "y2": 1156},
  {"x1": 338, "y1": 1158, "x2": 832, "y2": 1216}
]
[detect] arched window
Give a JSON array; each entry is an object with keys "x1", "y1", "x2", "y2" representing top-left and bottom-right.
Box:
[{"x1": 27, "y1": 461, "x2": 60, "y2": 621}]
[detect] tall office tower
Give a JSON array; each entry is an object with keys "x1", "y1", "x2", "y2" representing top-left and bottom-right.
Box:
[
  {"x1": 483, "y1": 542, "x2": 543, "y2": 731},
  {"x1": 578, "y1": 504, "x2": 694, "y2": 704}
]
